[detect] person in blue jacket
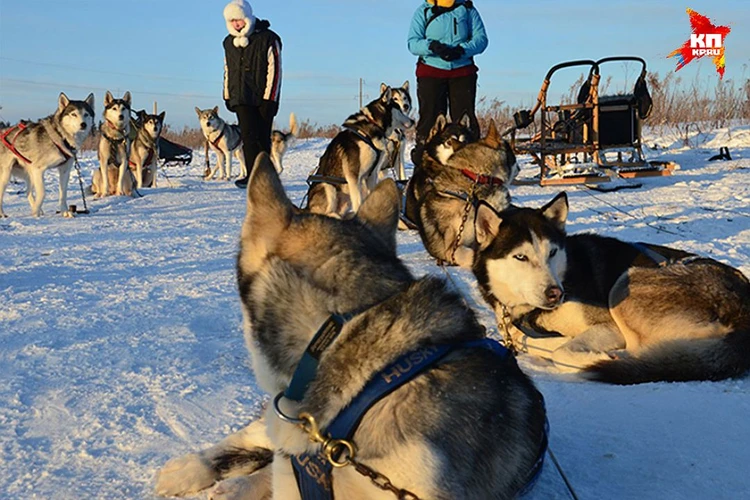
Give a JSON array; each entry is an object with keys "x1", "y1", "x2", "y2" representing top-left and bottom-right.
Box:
[{"x1": 407, "y1": 0, "x2": 488, "y2": 165}]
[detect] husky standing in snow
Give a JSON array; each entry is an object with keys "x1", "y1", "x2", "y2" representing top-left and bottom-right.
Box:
[
  {"x1": 0, "y1": 93, "x2": 95, "y2": 217},
  {"x1": 196, "y1": 106, "x2": 247, "y2": 181},
  {"x1": 304, "y1": 82, "x2": 415, "y2": 217},
  {"x1": 473, "y1": 191, "x2": 750, "y2": 384},
  {"x1": 155, "y1": 154, "x2": 548, "y2": 500}
]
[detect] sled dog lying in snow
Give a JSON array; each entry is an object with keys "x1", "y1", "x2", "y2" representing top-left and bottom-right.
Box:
[
  {"x1": 472, "y1": 191, "x2": 750, "y2": 384},
  {"x1": 417, "y1": 120, "x2": 518, "y2": 268},
  {"x1": 304, "y1": 81, "x2": 415, "y2": 217},
  {"x1": 403, "y1": 113, "x2": 476, "y2": 227},
  {"x1": 155, "y1": 154, "x2": 547, "y2": 500},
  {"x1": 0, "y1": 92, "x2": 94, "y2": 217}
]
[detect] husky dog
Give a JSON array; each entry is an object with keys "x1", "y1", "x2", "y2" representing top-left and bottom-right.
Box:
[
  {"x1": 97, "y1": 91, "x2": 132, "y2": 197},
  {"x1": 473, "y1": 192, "x2": 750, "y2": 384},
  {"x1": 403, "y1": 113, "x2": 475, "y2": 226},
  {"x1": 305, "y1": 82, "x2": 415, "y2": 217},
  {"x1": 382, "y1": 128, "x2": 407, "y2": 181},
  {"x1": 196, "y1": 106, "x2": 246, "y2": 181},
  {"x1": 0, "y1": 93, "x2": 94, "y2": 217},
  {"x1": 270, "y1": 112, "x2": 298, "y2": 175},
  {"x1": 418, "y1": 121, "x2": 518, "y2": 268},
  {"x1": 130, "y1": 110, "x2": 165, "y2": 189},
  {"x1": 155, "y1": 154, "x2": 547, "y2": 499}
]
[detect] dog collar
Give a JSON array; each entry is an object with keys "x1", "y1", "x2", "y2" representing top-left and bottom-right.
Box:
[{"x1": 460, "y1": 169, "x2": 505, "y2": 186}]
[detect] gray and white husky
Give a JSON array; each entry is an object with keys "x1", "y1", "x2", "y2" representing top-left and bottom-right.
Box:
[
  {"x1": 155, "y1": 154, "x2": 547, "y2": 500},
  {"x1": 130, "y1": 110, "x2": 165, "y2": 189},
  {"x1": 196, "y1": 106, "x2": 246, "y2": 181},
  {"x1": 418, "y1": 120, "x2": 517, "y2": 268},
  {"x1": 97, "y1": 91, "x2": 132, "y2": 197},
  {"x1": 473, "y1": 191, "x2": 750, "y2": 384},
  {"x1": 270, "y1": 112, "x2": 298, "y2": 175},
  {"x1": 0, "y1": 92, "x2": 94, "y2": 217},
  {"x1": 305, "y1": 81, "x2": 415, "y2": 217}
]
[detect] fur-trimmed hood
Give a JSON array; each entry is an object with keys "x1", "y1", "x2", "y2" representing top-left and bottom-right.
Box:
[{"x1": 224, "y1": 0, "x2": 255, "y2": 48}]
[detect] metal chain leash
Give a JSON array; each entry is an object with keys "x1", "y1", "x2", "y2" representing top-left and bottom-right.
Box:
[
  {"x1": 498, "y1": 303, "x2": 518, "y2": 355},
  {"x1": 299, "y1": 413, "x2": 422, "y2": 500},
  {"x1": 73, "y1": 156, "x2": 89, "y2": 213},
  {"x1": 448, "y1": 179, "x2": 479, "y2": 265}
]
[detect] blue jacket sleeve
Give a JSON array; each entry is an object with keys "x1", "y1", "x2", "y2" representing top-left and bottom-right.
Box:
[
  {"x1": 407, "y1": 7, "x2": 432, "y2": 57},
  {"x1": 459, "y1": 7, "x2": 488, "y2": 57}
]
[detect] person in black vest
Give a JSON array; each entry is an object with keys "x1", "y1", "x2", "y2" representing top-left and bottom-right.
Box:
[
  {"x1": 222, "y1": 0, "x2": 282, "y2": 188},
  {"x1": 407, "y1": 0, "x2": 488, "y2": 166}
]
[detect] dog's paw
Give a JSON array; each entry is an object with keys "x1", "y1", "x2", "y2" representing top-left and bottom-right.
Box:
[
  {"x1": 62, "y1": 210, "x2": 75, "y2": 218},
  {"x1": 155, "y1": 453, "x2": 217, "y2": 497}
]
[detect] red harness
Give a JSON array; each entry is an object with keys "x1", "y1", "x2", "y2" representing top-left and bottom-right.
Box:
[
  {"x1": 460, "y1": 168, "x2": 505, "y2": 187},
  {"x1": 129, "y1": 148, "x2": 155, "y2": 168},
  {"x1": 1, "y1": 123, "x2": 32, "y2": 164},
  {"x1": 1, "y1": 123, "x2": 74, "y2": 164}
]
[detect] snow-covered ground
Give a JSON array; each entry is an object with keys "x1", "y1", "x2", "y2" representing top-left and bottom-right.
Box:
[{"x1": 1, "y1": 126, "x2": 749, "y2": 499}]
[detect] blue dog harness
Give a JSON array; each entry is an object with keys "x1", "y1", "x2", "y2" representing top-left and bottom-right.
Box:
[{"x1": 278, "y1": 314, "x2": 548, "y2": 499}]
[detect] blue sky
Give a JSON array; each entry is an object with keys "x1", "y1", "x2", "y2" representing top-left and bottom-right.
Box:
[{"x1": 0, "y1": 0, "x2": 748, "y2": 130}]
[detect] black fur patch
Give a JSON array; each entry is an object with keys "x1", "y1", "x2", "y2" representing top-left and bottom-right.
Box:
[{"x1": 212, "y1": 447, "x2": 273, "y2": 478}]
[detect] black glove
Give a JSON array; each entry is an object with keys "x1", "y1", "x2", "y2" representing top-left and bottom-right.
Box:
[
  {"x1": 259, "y1": 100, "x2": 279, "y2": 121},
  {"x1": 441, "y1": 45, "x2": 465, "y2": 62},
  {"x1": 428, "y1": 40, "x2": 451, "y2": 58},
  {"x1": 225, "y1": 100, "x2": 236, "y2": 113}
]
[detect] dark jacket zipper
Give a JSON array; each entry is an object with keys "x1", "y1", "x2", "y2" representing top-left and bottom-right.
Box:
[{"x1": 454, "y1": 18, "x2": 457, "y2": 35}]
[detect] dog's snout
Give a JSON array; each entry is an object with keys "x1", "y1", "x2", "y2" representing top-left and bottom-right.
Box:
[
  {"x1": 545, "y1": 285, "x2": 564, "y2": 306},
  {"x1": 80, "y1": 122, "x2": 88, "y2": 130}
]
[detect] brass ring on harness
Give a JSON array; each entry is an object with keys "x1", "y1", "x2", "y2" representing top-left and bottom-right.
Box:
[{"x1": 324, "y1": 439, "x2": 357, "y2": 468}]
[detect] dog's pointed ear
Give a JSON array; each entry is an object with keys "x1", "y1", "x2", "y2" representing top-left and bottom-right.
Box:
[
  {"x1": 243, "y1": 153, "x2": 293, "y2": 243},
  {"x1": 356, "y1": 179, "x2": 400, "y2": 254},
  {"x1": 402, "y1": 80, "x2": 410, "y2": 93},
  {"x1": 104, "y1": 91, "x2": 113, "y2": 107},
  {"x1": 58, "y1": 93, "x2": 70, "y2": 113},
  {"x1": 380, "y1": 85, "x2": 392, "y2": 103},
  {"x1": 482, "y1": 119, "x2": 502, "y2": 149},
  {"x1": 541, "y1": 192, "x2": 569, "y2": 232},
  {"x1": 428, "y1": 114, "x2": 448, "y2": 141},
  {"x1": 194, "y1": 107, "x2": 202, "y2": 117},
  {"x1": 123, "y1": 91, "x2": 132, "y2": 107},
  {"x1": 459, "y1": 113, "x2": 471, "y2": 129},
  {"x1": 212, "y1": 105, "x2": 219, "y2": 115},
  {"x1": 475, "y1": 202, "x2": 503, "y2": 250},
  {"x1": 158, "y1": 111, "x2": 166, "y2": 122}
]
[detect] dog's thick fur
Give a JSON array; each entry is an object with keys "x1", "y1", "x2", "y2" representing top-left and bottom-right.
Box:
[
  {"x1": 404, "y1": 113, "x2": 475, "y2": 225},
  {"x1": 155, "y1": 154, "x2": 547, "y2": 499},
  {"x1": 130, "y1": 110, "x2": 165, "y2": 189},
  {"x1": 418, "y1": 121, "x2": 517, "y2": 268},
  {"x1": 473, "y1": 192, "x2": 750, "y2": 384},
  {"x1": 97, "y1": 91, "x2": 132, "y2": 197},
  {"x1": 0, "y1": 93, "x2": 94, "y2": 217},
  {"x1": 196, "y1": 106, "x2": 247, "y2": 181},
  {"x1": 305, "y1": 82, "x2": 414, "y2": 217}
]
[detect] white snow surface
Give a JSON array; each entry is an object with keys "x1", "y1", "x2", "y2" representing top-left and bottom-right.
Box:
[{"x1": 2, "y1": 126, "x2": 749, "y2": 499}]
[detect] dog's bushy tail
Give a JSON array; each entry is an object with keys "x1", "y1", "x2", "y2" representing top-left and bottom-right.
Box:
[
  {"x1": 584, "y1": 330, "x2": 750, "y2": 384},
  {"x1": 289, "y1": 112, "x2": 298, "y2": 137}
]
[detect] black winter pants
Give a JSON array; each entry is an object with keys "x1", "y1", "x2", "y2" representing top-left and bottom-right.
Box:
[
  {"x1": 415, "y1": 73, "x2": 480, "y2": 145},
  {"x1": 235, "y1": 104, "x2": 275, "y2": 179}
]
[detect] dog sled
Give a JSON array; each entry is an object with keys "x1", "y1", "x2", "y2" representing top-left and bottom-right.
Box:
[{"x1": 504, "y1": 56, "x2": 677, "y2": 186}]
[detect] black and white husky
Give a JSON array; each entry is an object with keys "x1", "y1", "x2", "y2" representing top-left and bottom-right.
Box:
[
  {"x1": 0, "y1": 93, "x2": 94, "y2": 217},
  {"x1": 155, "y1": 154, "x2": 547, "y2": 499},
  {"x1": 473, "y1": 192, "x2": 750, "y2": 384},
  {"x1": 305, "y1": 82, "x2": 414, "y2": 217}
]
